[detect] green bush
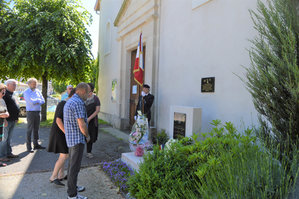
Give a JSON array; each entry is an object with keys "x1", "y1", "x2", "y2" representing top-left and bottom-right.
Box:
[
  {"x1": 156, "y1": 129, "x2": 169, "y2": 146},
  {"x1": 128, "y1": 120, "x2": 299, "y2": 199},
  {"x1": 246, "y1": 0, "x2": 299, "y2": 155}
]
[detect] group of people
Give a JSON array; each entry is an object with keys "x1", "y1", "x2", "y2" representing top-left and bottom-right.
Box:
[
  {"x1": 47, "y1": 82, "x2": 100, "y2": 199},
  {"x1": 47, "y1": 82, "x2": 100, "y2": 193},
  {"x1": 0, "y1": 79, "x2": 100, "y2": 199},
  {"x1": 0, "y1": 78, "x2": 154, "y2": 199}
]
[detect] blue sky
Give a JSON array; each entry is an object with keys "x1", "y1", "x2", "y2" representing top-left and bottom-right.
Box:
[{"x1": 80, "y1": 0, "x2": 99, "y2": 58}]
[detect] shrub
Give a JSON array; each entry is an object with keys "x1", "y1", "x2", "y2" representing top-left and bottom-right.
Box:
[
  {"x1": 128, "y1": 120, "x2": 299, "y2": 199},
  {"x1": 156, "y1": 129, "x2": 169, "y2": 146},
  {"x1": 246, "y1": 0, "x2": 299, "y2": 155}
]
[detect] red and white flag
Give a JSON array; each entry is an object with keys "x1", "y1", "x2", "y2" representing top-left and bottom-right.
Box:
[{"x1": 133, "y1": 33, "x2": 144, "y2": 86}]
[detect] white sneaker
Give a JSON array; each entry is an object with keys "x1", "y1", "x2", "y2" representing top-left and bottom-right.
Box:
[
  {"x1": 77, "y1": 186, "x2": 85, "y2": 192},
  {"x1": 86, "y1": 153, "x2": 94, "y2": 159},
  {"x1": 67, "y1": 194, "x2": 88, "y2": 199}
]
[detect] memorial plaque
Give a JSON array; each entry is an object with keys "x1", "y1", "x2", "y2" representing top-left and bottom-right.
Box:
[
  {"x1": 173, "y1": 112, "x2": 186, "y2": 138},
  {"x1": 201, "y1": 77, "x2": 215, "y2": 92}
]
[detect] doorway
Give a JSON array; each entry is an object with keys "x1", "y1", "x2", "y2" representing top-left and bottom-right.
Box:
[{"x1": 129, "y1": 46, "x2": 146, "y2": 126}]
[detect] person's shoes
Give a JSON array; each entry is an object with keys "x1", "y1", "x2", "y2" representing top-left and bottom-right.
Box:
[
  {"x1": 50, "y1": 179, "x2": 65, "y2": 186},
  {"x1": 77, "y1": 186, "x2": 85, "y2": 192},
  {"x1": 0, "y1": 162, "x2": 7, "y2": 167},
  {"x1": 34, "y1": 145, "x2": 46, "y2": 150},
  {"x1": 67, "y1": 194, "x2": 88, "y2": 199},
  {"x1": 58, "y1": 175, "x2": 67, "y2": 181},
  {"x1": 0, "y1": 158, "x2": 10, "y2": 162},
  {"x1": 27, "y1": 149, "x2": 34, "y2": 153},
  {"x1": 7, "y1": 154, "x2": 19, "y2": 158},
  {"x1": 86, "y1": 153, "x2": 94, "y2": 159}
]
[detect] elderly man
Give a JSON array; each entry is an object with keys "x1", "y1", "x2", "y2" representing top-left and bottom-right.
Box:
[
  {"x1": 24, "y1": 78, "x2": 45, "y2": 152},
  {"x1": 64, "y1": 83, "x2": 90, "y2": 199},
  {"x1": 61, "y1": 85, "x2": 73, "y2": 101},
  {"x1": 1, "y1": 79, "x2": 20, "y2": 159}
]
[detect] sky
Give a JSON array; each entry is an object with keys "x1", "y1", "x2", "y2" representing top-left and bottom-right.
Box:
[{"x1": 80, "y1": 0, "x2": 100, "y2": 58}]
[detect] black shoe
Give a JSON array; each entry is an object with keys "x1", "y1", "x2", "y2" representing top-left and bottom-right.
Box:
[
  {"x1": 27, "y1": 149, "x2": 34, "y2": 153},
  {"x1": 34, "y1": 145, "x2": 46, "y2": 150},
  {"x1": 7, "y1": 154, "x2": 19, "y2": 158},
  {"x1": 58, "y1": 175, "x2": 67, "y2": 181},
  {"x1": 50, "y1": 179, "x2": 65, "y2": 186}
]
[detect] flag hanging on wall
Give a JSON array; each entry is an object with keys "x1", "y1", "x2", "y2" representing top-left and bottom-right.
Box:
[{"x1": 133, "y1": 33, "x2": 144, "y2": 86}]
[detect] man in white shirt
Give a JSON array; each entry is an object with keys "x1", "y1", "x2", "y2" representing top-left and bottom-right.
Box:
[{"x1": 23, "y1": 78, "x2": 45, "y2": 152}]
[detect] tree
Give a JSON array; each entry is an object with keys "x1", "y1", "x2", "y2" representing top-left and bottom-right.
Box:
[
  {"x1": 0, "y1": 0, "x2": 13, "y2": 70},
  {"x1": 246, "y1": 0, "x2": 299, "y2": 154},
  {"x1": 88, "y1": 57, "x2": 99, "y2": 92},
  {"x1": 0, "y1": 0, "x2": 93, "y2": 120}
]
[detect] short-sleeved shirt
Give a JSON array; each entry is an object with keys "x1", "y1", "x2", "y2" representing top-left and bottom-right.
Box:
[{"x1": 63, "y1": 94, "x2": 87, "y2": 147}]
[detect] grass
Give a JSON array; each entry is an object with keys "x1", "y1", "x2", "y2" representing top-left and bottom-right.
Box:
[
  {"x1": 98, "y1": 118, "x2": 110, "y2": 125},
  {"x1": 50, "y1": 93, "x2": 61, "y2": 100},
  {"x1": 40, "y1": 112, "x2": 55, "y2": 127}
]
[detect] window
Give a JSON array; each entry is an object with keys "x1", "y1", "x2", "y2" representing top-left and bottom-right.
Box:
[{"x1": 104, "y1": 21, "x2": 111, "y2": 55}]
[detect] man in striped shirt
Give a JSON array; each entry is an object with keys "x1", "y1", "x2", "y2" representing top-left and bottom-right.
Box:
[{"x1": 64, "y1": 83, "x2": 90, "y2": 199}]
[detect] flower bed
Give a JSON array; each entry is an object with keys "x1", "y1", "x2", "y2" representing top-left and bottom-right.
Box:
[{"x1": 101, "y1": 159, "x2": 135, "y2": 193}]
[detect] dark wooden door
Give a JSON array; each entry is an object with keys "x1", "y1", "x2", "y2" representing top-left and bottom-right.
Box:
[{"x1": 129, "y1": 46, "x2": 145, "y2": 126}]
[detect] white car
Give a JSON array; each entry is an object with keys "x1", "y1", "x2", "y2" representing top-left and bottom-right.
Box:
[{"x1": 18, "y1": 99, "x2": 27, "y2": 117}]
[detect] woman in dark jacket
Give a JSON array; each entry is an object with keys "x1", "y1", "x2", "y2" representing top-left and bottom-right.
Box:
[{"x1": 85, "y1": 83, "x2": 100, "y2": 158}]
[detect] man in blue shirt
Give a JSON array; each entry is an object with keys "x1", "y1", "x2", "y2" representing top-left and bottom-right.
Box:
[
  {"x1": 23, "y1": 78, "x2": 45, "y2": 152},
  {"x1": 61, "y1": 85, "x2": 73, "y2": 101},
  {"x1": 64, "y1": 82, "x2": 90, "y2": 199}
]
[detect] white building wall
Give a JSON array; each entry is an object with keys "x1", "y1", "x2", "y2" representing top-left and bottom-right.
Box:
[
  {"x1": 157, "y1": 0, "x2": 260, "y2": 133},
  {"x1": 98, "y1": 0, "x2": 123, "y2": 127}
]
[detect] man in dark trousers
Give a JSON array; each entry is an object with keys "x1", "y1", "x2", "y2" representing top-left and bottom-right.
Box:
[
  {"x1": 135, "y1": 84, "x2": 154, "y2": 123},
  {"x1": 1, "y1": 79, "x2": 19, "y2": 159},
  {"x1": 64, "y1": 82, "x2": 90, "y2": 199}
]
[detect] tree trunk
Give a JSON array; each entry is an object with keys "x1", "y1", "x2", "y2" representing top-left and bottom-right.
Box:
[{"x1": 41, "y1": 73, "x2": 48, "y2": 121}]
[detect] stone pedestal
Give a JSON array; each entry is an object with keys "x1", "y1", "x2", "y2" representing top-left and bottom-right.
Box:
[
  {"x1": 121, "y1": 152, "x2": 144, "y2": 172},
  {"x1": 169, "y1": 106, "x2": 202, "y2": 138}
]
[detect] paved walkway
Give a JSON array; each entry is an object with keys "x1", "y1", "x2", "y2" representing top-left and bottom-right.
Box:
[{"x1": 0, "y1": 122, "x2": 130, "y2": 199}]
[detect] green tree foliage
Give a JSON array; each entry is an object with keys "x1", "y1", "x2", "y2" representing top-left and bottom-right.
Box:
[
  {"x1": 0, "y1": 0, "x2": 93, "y2": 120},
  {"x1": 246, "y1": 0, "x2": 299, "y2": 154},
  {"x1": 52, "y1": 81, "x2": 68, "y2": 94},
  {"x1": 88, "y1": 57, "x2": 99, "y2": 92},
  {"x1": 0, "y1": 0, "x2": 13, "y2": 69}
]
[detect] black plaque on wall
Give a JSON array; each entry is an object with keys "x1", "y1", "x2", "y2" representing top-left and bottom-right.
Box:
[
  {"x1": 173, "y1": 112, "x2": 186, "y2": 139},
  {"x1": 201, "y1": 77, "x2": 215, "y2": 93}
]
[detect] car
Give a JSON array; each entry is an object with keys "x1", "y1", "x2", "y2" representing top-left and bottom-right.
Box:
[{"x1": 18, "y1": 100, "x2": 27, "y2": 117}]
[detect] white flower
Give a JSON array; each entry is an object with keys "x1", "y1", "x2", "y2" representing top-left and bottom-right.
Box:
[{"x1": 165, "y1": 138, "x2": 177, "y2": 150}]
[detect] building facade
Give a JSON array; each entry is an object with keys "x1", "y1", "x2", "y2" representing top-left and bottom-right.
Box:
[{"x1": 95, "y1": 0, "x2": 262, "y2": 137}]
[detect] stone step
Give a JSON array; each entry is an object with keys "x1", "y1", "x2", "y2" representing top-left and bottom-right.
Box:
[{"x1": 121, "y1": 152, "x2": 144, "y2": 172}]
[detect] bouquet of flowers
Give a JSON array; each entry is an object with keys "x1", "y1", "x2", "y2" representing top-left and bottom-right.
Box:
[{"x1": 129, "y1": 111, "x2": 150, "y2": 154}]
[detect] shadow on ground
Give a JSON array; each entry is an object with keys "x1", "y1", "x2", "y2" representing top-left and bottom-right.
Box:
[{"x1": 0, "y1": 123, "x2": 130, "y2": 175}]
